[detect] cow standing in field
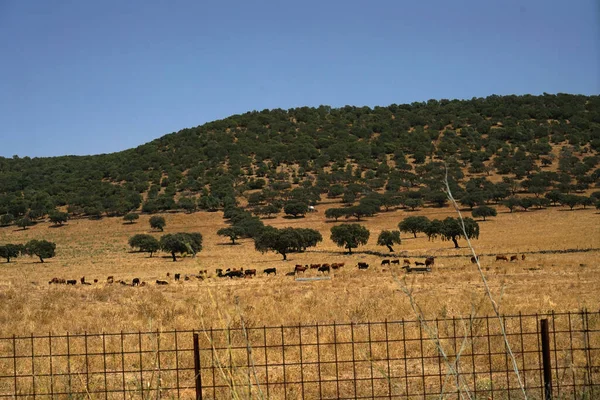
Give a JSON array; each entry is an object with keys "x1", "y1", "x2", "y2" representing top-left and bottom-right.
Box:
[
  {"x1": 381, "y1": 259, "x2": 390, "y2": 266},
  {"x1": 132, "y1": 278, "x2": 140, "y2": 287},
  {"x1": 263, "y1": 268, "x2": 277, "y2": 276},
  {"x1": 522, "y1": 254, "x2": 526, "y2": 261},
  {"x1": 403, "y1": 259, "x2": 411, "y2": 266},
  {"x1": 318, "y1": 265, "x2": 330, "y2": 274},
  {"x1": 295, "y1": 265, "x2": 308, "y2": 274},
  {"x1": 425, "y1": 257, "x2": 435, "y2": 267},
  {"x1": 391, "y1": 260, "x2": 400, "y2": 265},
  {"x1": 358, "y1": 262, "x2": 369, "y2": 269},
  {"x1": 496, "y1": 255, "x2": 509, "y2": 262},
  {"x1": 156, "y1": 280, "x2": 169, "y2": 285},
  {"x1": 470, "y1": 256, "x2": 478, "y2": 264},
  {"x1": 244, "y1": 269, "x2": 257, "y2": 278}
]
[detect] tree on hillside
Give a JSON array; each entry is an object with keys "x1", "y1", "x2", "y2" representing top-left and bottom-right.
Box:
[
  {"x1": 0, "y1": 214, "x2": 15, "y2": 227},
  {"x1": 330, "y1": 224, "x2": 370, "y2": 254},
  {"x1": 471, "y1": 205, "x2": 497, "y2": 221},
  {"x1": 439, "y1": 217, "x2": 480, "y2": 248},
  {"x1": 503, "y1": 197, "x2": 520, "y2": 213},
  {"x1": 24, "y1": 239, "x2": 56, "y2": 263},
  {"x1": 217, "y1": 226, "x2": 245, "y2": 245},
  {"x1": 284, "y1": 201, "x2": 309, "y2": 218},
  {"x1": 16, "y1": 217, "x2": 33, "y2": 230},
  {"x1": 128, "y1": 234, "x2": 160, "y2": 257},
  {"x1": 255, "y1": 227, "x2": 305, "y2": 260},
  {"x1": 424, "y1": 219, "x2": 444, "y2": 241},
  {"x1": 150, "y1": 216, "x2": 166, "y2": 231},
  {"x1": 0, "y1": 244, "x2": 23, "y2": 263},
  {"x1": 403, "y1": 198, "x2": 423, "y2": 211},
  {"x1": 325, "y1": 207, "x2": 347, "y2": 221},
  {"x1": 377, "y1": 230, "x2": 401, "y2": 252},
  {"x1": 160, "y1": 232, "x2": 203, "y2": 261},
  {"x1": 398, "y1": 216, "x2": 430, "y2": 238},
  {"x1": 123, "y1": 213, "x2": 139, "y2": 224},
  {"x1": 49, "y1": 211, "x2": 68, "y2": 226}
]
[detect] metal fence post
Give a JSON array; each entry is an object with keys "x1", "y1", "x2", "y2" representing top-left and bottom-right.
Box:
[
  {"x1": 540, "y1": 319, "x2": 552, "y2": 399},
  {"x1": 193, "y1": 333, "x2": 203, "y2": 400}
]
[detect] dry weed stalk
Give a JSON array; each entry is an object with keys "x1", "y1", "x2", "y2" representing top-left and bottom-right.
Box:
[{"x1": 443, "y1": 165, "x2": 528, "y2": 399}]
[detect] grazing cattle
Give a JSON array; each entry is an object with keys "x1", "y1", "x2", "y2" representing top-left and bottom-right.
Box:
[
  {"x1": 216, "y1": 269, "x2": 224, "y2": 277},
  {"x1": 93, "y1": 279, "x2": 98, "y2": 283},
  {"x1": 331, "y1": 263, "x2": 343, "y2": 270},
  {"x1": 318, "y1": 265, "x2": 330, "y2": 274},
  {"x1": 285, "y1": 271, "x2": 296, "y2": 276},
  {"x1": 510, "y1": 255, "x2": 518, "y2": 262},
  {"x1": 184, "y1": 275, "x2": 190, "y2": 281},
  {"x1": 132, "y1": 278, "x2": 140, "y2": 287},
  {"x1": 470, "y1": 256, "x2": 478, "y2": 264},
  {"x1": 496, "y1": 255, "x2": 509, "y2": 262},
  {"x1": 244, "y1": 269, "x2": 257, "y2": 278},
  {"x1": 140, "y1": 281, "x2": 147, "y2": 287},
  {"x1": 357, "y1": 262, "x2": 369, "y2": 269},
  {"x1": 166, "y1": 272, "x2": 171, "y2": 277},
  {"x1": 391, "y1": 259, "x2": 400, "y2": 265},
  {"x1": 425, "y1": 257, "x2": 435, "y2": 267},
  {"x1": 310, "y1": 264, "x2": 320, "y2": 269},
  {"x1": 403, "y1": 259, "x2": 411, "y2": 266},
  {"x1": 263, "y1": 268, "x2": 277, "y2": 276},
  {"x1": 107, "y1": 276, "x2": 114, "y2": 284},
  {"x1": 48, "y1": 277, "x2": 66, "y2": 284},
  {"x1": 381, "y1": 259, "x2": 390, "y2": 266},
  {"x1": 119, "y1": 280, "x2": 128, "y2": 286},
  {"x1": 521, "y1": 254, "x2": 526, "y2": 261},
  {"x1": 294, "y1": 265, "x2": 308, "y2": 274},
  {"x1": 226, "y1": 270, "x2": 244, "y2": 278},
  {"x1": 199, "y1": 269, "x2": 208, "y2": 275},
  {"x1": 66, "y1": 280, "x2": 77, "y2": 285},
  {"x1": 174, "y1": 273, "x2": 181, "y2": 281},
  {"x1": 415, "y1": 261, "x2": 425, "y2": 266},
  {"x1": 156, "y1": 280, "x2": 169, "y2": 285}
]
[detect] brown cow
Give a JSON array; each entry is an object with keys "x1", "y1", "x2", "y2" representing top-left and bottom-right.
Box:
[
  {"x1": 470, "y1": 256, "x2": 478, "y2": 264},
  {"x1": 331, "y1": 263, "x2": 344, "y2": 270},
  {"x1": 521, "y1": 254, "x2": 526, "y2": 261},
  {"x1": 496, "y1": 255, "x2": 509, "y2": 261},
  {"x1": 156, "y1": 280, "x2": 169, "y2": 285},
  {"x1": 244, "y1": 269, "x2": 257, "y2": 278},
  {"x1": 425, "y1": 257, "x2": 435, "y2": 267},
  {"x1": 391, "y1": 260, "x2": 400, "y2": 265},
  {"x1": 403, "y1": 259, "x2": 411, "y2": 266},
  {"x1": 310, "y1": 264, "x2": 320, "y2": 269},
  {"x1": 107, "y1": 276, "x2": 114, "y2": 284},
  {"x1": 510, "y1": 255, "x2": 518, "y2": 262},
  {"x1": 294, "y1": 265, "x2": 308, "y2": 274}
]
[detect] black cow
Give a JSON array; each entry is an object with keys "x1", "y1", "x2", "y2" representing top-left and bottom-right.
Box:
[
  {"x1": 381, "y1": 259, "x2": 390, "y2": 266},
  {"x1": 132, "y1": 278, "x2": 140, "y2": 286},
  {"x1": 66, "y1": 280, "x2": 77, "y2": 285},
  {"x1": 318, "y1": 265, "x2": 330, "y2": 274},
  {"x1": 358, "y1": 262, "x2": 369, "y2": 269},
  {"x1": 263, "y1": 268, "x2": 277, "y2": 276}
]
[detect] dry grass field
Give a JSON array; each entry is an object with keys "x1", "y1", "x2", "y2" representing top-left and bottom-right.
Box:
[{"x1": 0, "y1": 201, "x2": 598, "y2": 338}]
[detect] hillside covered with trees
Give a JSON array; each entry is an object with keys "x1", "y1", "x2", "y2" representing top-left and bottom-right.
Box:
[{"x1": 0, "y1": 93, "x2": 599, "y2": 224}]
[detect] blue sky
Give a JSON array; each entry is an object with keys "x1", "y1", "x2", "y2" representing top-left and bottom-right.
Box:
[{"x1": 0, "y1": 0, "x2": 598, "y2": 158}]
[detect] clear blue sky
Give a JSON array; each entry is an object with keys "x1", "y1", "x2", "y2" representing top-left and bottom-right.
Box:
[{"x1": 1, "y1": 0, "x2": 598, "y2": 158}]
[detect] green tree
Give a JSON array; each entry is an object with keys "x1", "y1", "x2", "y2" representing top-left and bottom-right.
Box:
[
  {"x1": 503, "y1": 197, "x2": 520, "y2": 213},
  {"x1": 377, "y1": 230, "x2": 401, "y2": 252},
  {"x1": 519, "y1": 197, "x2": 534, "y2": 211},
  {"x1": 24, "y1": 239, "x2": 56, "y2": 263},
  {"x1": 217, "y1": 226, "x2": 245, "y2": 244},
  {"x1": 0, "y1": 244, "x2": 23, "y2": 263},
  {"x1": 284, "y1": 201, "x2": 309, "y2": 218},
  {"x1": 128, "y1": 234, "x2": 160, "y2": 257},
  {"x1": 440, "y1": 217, "x2": 480, "y2": 248},
  {"x1": 254, "y1": 227, "x2": 316, "y2": 260},
  {"x1": 560, "y1": 194, "x2": 580, "y2": 210},
  {"x1": 471, "y1": 205, "x2": 497, "y2": 221},
  {"x1": 150, "y1": 215, "x2": 166, "y2": 231},
  {"x1": 0, "y1": 214, "x2": 15, "y2": 227},
  {"x1": 177, "y1": 196, "x2": 197, "y2": 213},
  {"x1": 398, "y1": 216, "x2": 430, "y2": 238},
  {"x1": 160, "y1": 232, "x2": 203, "y2": 261},
  {"x1": 330, "y1": 224, "x2": 370, "y2": 254},
  {"x1": 403, "y1": 198, "x2": 423, "y2": 211},
  {"x1": 16, "y1": 217, "x2": 33, "y2": 230},
  {"x1": 48, "y1": 211, "x2": 68, "y2": 226},
  {"x1": 123, "y1": 213, "x2": 139, "y2": 224},
  {"x1": 424, "y1": 219, "x2": 444, "y2": 241},
  {"x1": 325, "y1": 207, "x2": 347, "y2": 221}
]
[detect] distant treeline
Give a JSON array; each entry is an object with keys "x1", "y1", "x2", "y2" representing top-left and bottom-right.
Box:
[{"x1": 0, "y1": 93, "x2": 598, "y2": 223}]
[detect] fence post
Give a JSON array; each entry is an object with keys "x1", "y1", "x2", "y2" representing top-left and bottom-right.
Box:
[
  {"x1": 540, "y1": 319, "x2": 552, "y2": 399},
  {"x1": 193, "y1": 333, "x2": 203, "y2": 400}
]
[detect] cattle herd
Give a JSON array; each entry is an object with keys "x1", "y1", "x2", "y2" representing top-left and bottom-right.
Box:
[{"x1": 44, "y1": 254, "x2": 528, "y2": 287}]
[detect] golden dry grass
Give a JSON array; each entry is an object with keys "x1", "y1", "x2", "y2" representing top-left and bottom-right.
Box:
[{"x1": 0, "y1": 202, "x2": 598, "y2": 337}]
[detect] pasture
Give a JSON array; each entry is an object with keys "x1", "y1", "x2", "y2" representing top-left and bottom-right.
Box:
[{"x1": 0, "y1": 203, "x2": 598, "y2": 337}]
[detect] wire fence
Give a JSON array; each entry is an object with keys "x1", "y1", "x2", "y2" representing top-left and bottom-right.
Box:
[{"x1": 0, "y1": 310, "x2": 598, "y2": 399}]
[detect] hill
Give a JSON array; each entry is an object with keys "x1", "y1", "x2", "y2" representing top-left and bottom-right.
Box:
[{"x1": 0, "y1": 93, "x2": 599, "y2": 222}]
